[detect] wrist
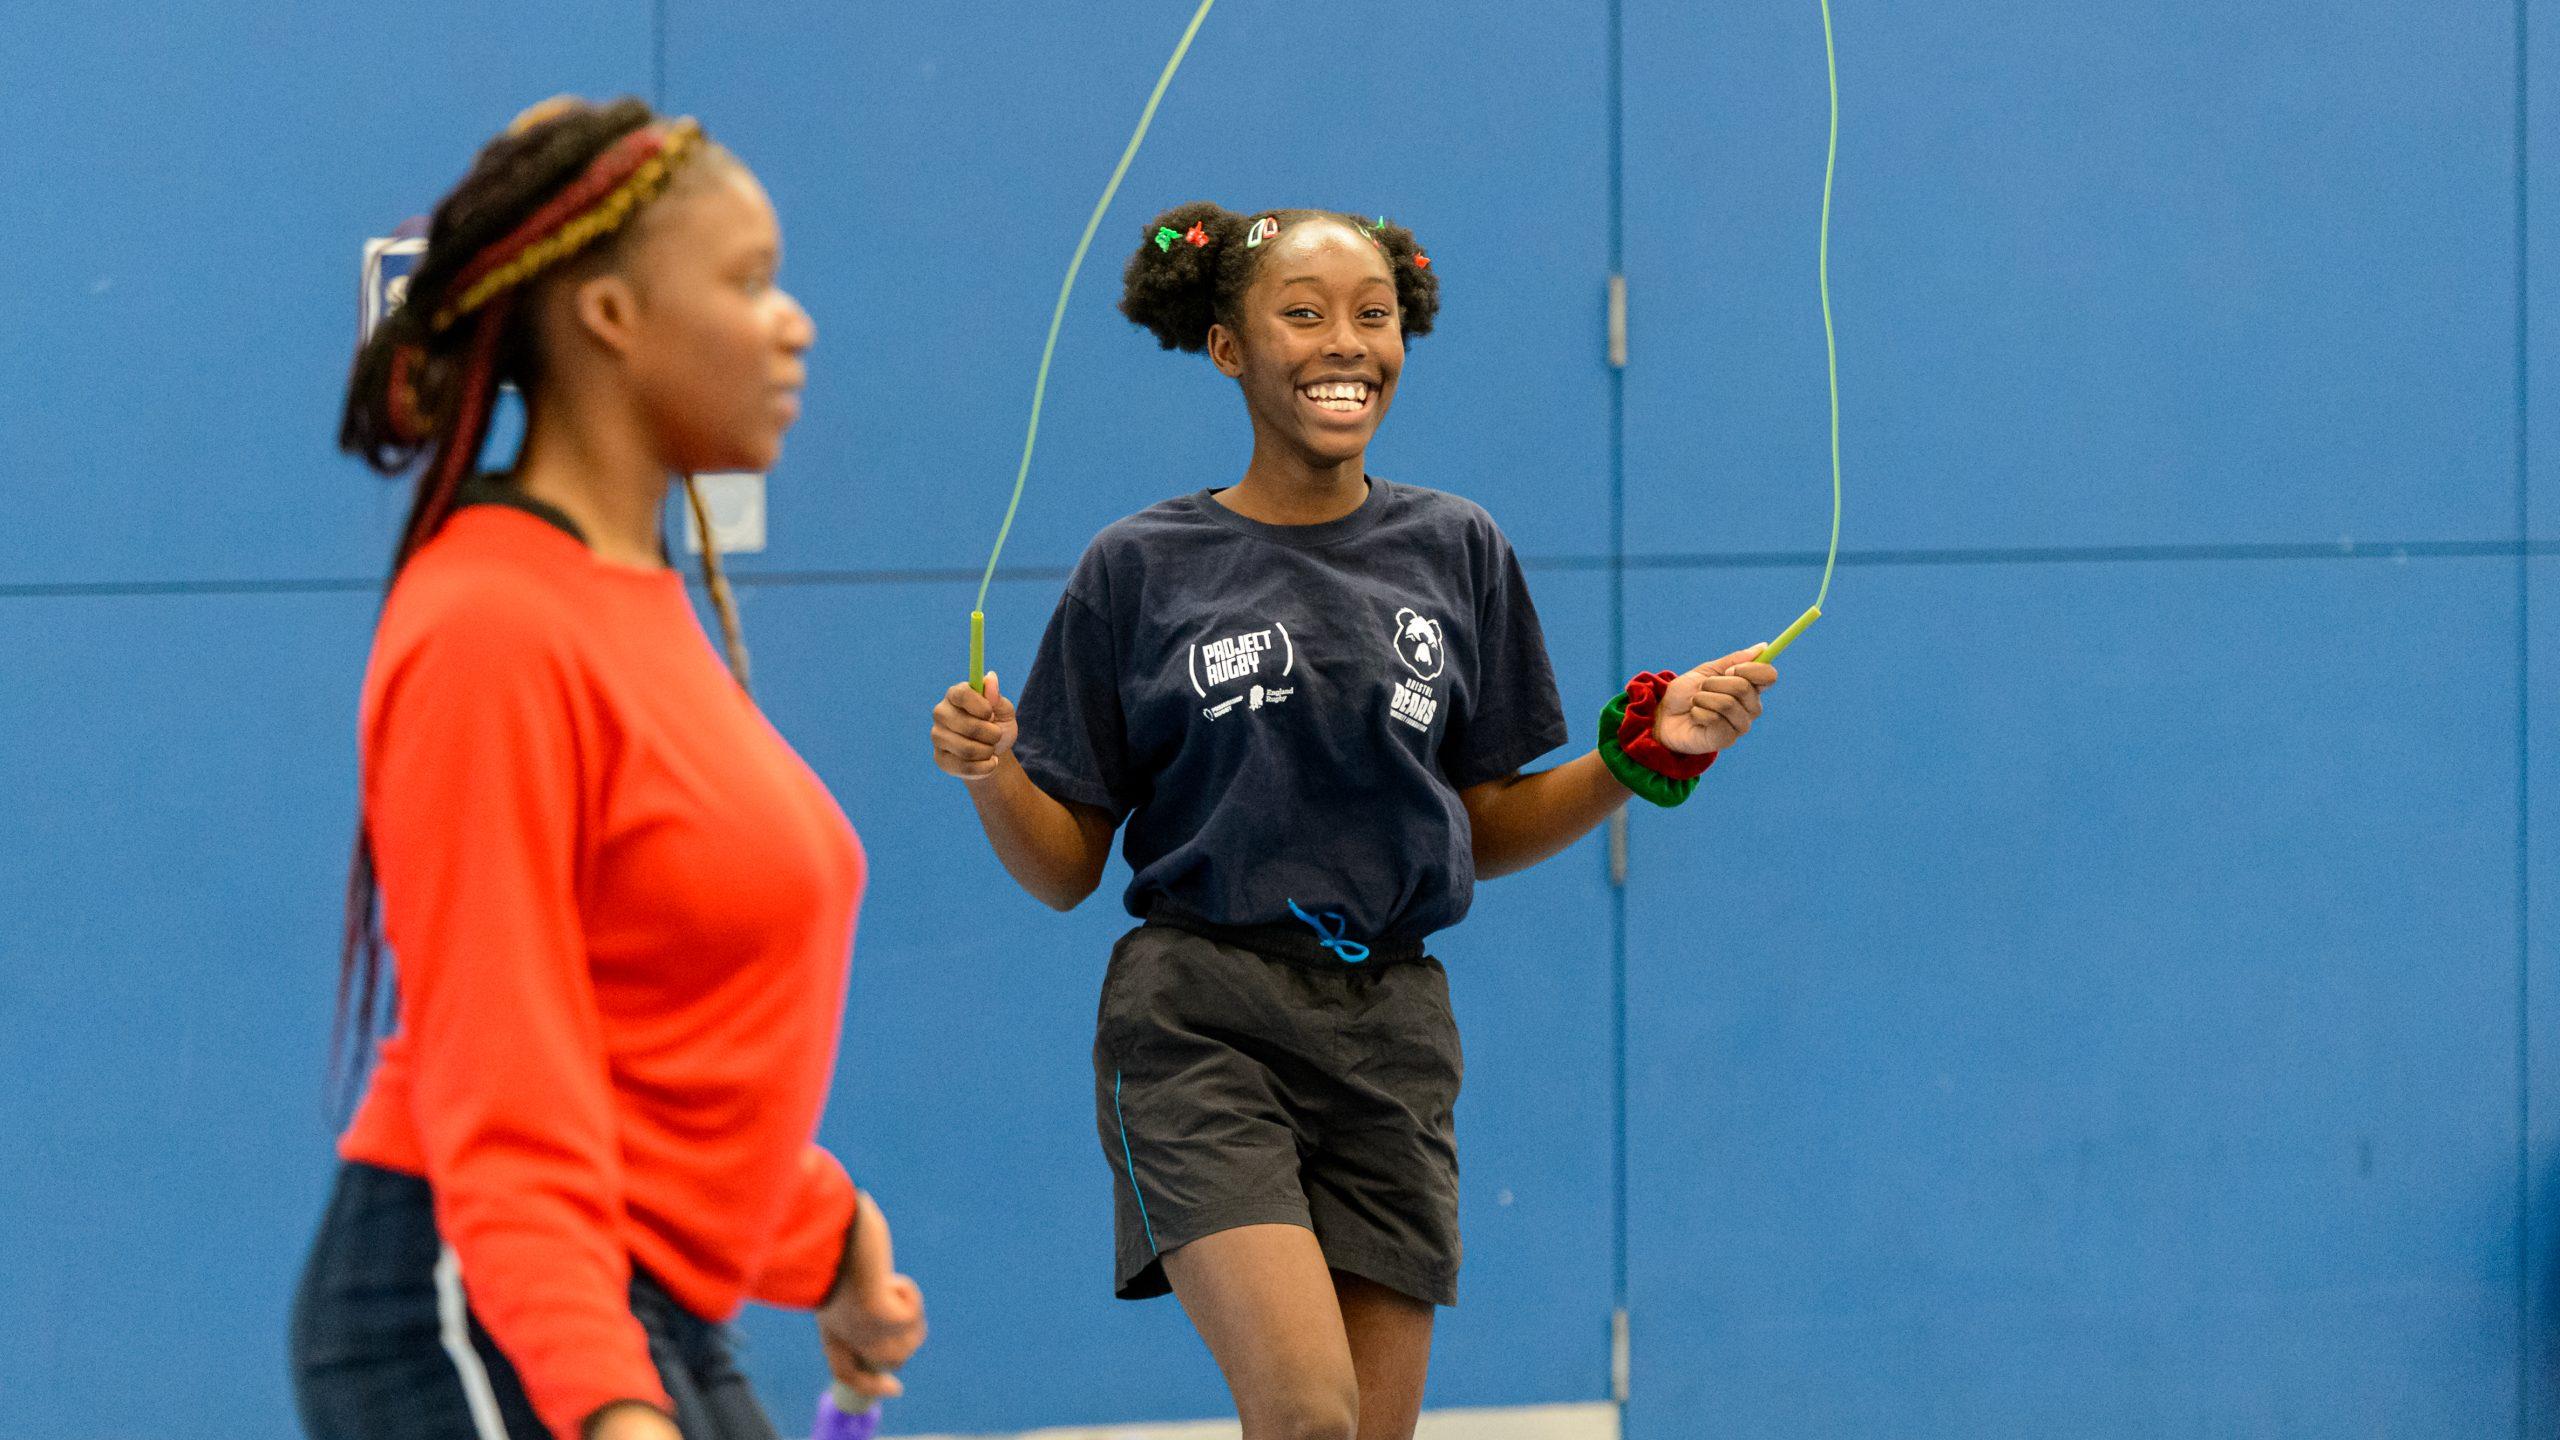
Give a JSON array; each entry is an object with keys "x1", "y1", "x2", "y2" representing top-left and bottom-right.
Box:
[
  {"x1": 1599, "y1": 672, "x2": 1712, "y2": 808},
  {"x1": 826, "y1": 1193, "x2": 865, "y2": 1302},
  {"x1": 582, "y1": 1401, "x2": 678, "y2": 1440},
  {"x1": 824, "y1": 1189, "x2": 897, "y2": 1313}
]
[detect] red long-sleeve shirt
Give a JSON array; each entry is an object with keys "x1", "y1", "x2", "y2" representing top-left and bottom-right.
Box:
[{"x1": 339, "y1": 504, "x2": 865, "y2": 1440}]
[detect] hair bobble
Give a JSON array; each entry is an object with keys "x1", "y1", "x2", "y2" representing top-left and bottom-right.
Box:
[
  {"x1": 1121, "y1": 202, "x2": 1441, "y2": 350},
  {"x1": 1153, "y1": 220, "x2": 1214, "y2": 253}
]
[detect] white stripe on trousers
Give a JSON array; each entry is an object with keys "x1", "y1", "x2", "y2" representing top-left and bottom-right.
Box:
[{"x1": 434, "y1": 1246, "x2": 515, "y2": 1440}]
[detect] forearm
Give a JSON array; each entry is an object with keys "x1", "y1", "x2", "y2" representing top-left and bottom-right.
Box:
[
  {"x1": 1466, "y1": 750, "x2": 1630, "y2": 879},
  {"x1": 814, "y1": 1186, "x2": 926, "y2": 1396},
  {"x1": 744, "y1": 1147, "x2": 859, "y2": 1310},
  {"x1": 965, "y1": 757, "x2": 1112, "y2": 909},
  {"x1": 820, "y1": 1188, "x2": 886, "y2": 1310},
  {"x1": 418, "y1": 1110, "x2": 667, "y2": 1435}
]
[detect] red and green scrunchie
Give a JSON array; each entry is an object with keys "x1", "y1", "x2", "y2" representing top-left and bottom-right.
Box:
[{"x1": 1598, "y1": 670, "x2": 1717, "y2": 808}]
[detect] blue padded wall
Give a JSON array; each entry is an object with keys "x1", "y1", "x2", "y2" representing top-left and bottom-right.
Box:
[
  {"x1": 1621, "y1": 0, "x2": 2519, "y2": 557},
  {"x1": 1623, "y1": 560, "x2": 2521, "y2": 1437},
  {"x1": 0, "y1": 3, "x2": 651, "y2": 587},
  {"x1": 661, "y1": 1, "x2": 1616, "y2": 579},
  {"x1": 0, "y1": 1, "x2": 2542, "y2": 1435},
  {"x1": 0, "y1": 592, "x2": 368, "y2": 1427}
]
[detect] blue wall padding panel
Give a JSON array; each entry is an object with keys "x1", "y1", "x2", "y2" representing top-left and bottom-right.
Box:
[
  {"x1": 2531, "y1": 4, "x2": 2555, "y2": 543},
  {"x1": 0, "y1": 592, "x2": 371, "y2": 1427},
  {"x1": 2523, "y1": 561, "x2": 2554, "y2": 1436},
  {"x1": 1623, "y1": 558, "x2": 2522, "y2": 1437},
  {"x1": 0, "y1": 1, "x2": 2541, "y2": 1435},
  {"x1": 1622, "y1": 0, "x2": 2520, "y2": 556},
  {"x1": 0, "y1": 3, "x2": 652, "y2": 588},
  {"x1": 661, "y1": 0, "x2": 1617, "y2": 576}
]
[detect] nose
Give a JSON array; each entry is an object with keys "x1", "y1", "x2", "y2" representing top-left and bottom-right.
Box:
[
  {"x1": 778, "y1": 288, "x2": 816, "y2": 353},
  {"x1": 1320, "y1": 313, "x2": 1366, "y2": 362}
]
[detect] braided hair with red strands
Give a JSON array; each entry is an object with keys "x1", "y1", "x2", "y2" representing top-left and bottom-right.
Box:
[{"x1": 331, "y1": 96, "x2": 751, "y2": 1100}]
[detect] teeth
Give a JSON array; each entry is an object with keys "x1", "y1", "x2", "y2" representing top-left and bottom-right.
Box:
[{"x1": 1300, "y1": 381, "x2": 1371, "y2": 410}]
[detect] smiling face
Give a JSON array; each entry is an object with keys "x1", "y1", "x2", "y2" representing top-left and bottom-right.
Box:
[{"x1": 1206, "y1": 216, "x2": 1405, "y2": 471}]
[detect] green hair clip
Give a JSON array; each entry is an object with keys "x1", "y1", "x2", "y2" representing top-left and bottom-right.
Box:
[{"x1": 1154, "y1": 225, "x2": 1182, "y2": 252}]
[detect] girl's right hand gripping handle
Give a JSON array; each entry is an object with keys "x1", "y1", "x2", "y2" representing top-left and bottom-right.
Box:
[{"x1": 815, "y1": 1384, "x2": 881, "y2": 1440}]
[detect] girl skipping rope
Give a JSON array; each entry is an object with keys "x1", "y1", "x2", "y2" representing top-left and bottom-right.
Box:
[
  {"x1": 929, "y1": 202, "x2": 1778, "y2": 1440},
  {"x1": 293, "y1": 97, "x2": 922, "y2": 1440}
]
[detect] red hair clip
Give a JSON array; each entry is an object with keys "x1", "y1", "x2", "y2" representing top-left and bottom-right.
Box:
[
  {"x1": 1414, "y1": 253, "x2": 1432, "y2": 269},
  {"x1": 1183, "y1": 221, "x2": 1211, "y2": 248}
]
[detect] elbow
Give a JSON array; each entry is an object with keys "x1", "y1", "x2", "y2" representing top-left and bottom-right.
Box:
[
  {"x1": 1008, "y1": 803, "x2": 1115, "y2": 913},
  {"x1": 1035, "y1": 865, "x2": 1105, "y2": 913},
  {"x1": 998, "y1": 846, "x2": 1104, "y2": 912}
]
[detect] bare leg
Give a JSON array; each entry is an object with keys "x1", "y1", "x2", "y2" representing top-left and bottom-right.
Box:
[
  {"x1": 1162, "y1": 1224, "x2": 1359, "y2": 1440},
  {"x1": 1334, "y1": 1270, "x2": 1435, "y2": 1440}
]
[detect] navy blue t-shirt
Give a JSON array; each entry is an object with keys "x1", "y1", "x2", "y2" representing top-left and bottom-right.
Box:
[{"x1": 1012, "y1": 478, "x2": 1569, "y2": 943}]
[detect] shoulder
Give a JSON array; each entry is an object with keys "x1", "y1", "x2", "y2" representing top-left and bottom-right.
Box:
[
  {"x1": 1086, "y1": 492, "x2": 1217, "y2": 555},
  {"x1": 374, "y1": 516, "x2": 590, "y2": 683},
  {"x1": 1374, "y1": 480, "x2": 1506, "y2": 546},
  {"x1": 1067, "y1": 493, "x2": 1219, "y2": 600},
  {"x1": 1370, "y1": 481, "x2": 1519, "y2": 591}
]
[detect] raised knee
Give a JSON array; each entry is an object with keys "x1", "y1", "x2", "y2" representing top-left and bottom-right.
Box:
[{"x1": 1245, "y1": 1384, "x2": 1357, "y2": 1440}]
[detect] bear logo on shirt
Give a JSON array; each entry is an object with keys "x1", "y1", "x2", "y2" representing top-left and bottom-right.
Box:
[{"x1": 1392, "y1": 609, "x2": 1446, "y2": 682}]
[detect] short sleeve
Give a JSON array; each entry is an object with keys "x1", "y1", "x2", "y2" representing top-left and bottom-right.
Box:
[
  {"x1": 1012, "y1": 585, "x2": 1141, "y2": 819},
  {"x1": 1440, "y1": 531, "x2": 1570, "y2": 790}
]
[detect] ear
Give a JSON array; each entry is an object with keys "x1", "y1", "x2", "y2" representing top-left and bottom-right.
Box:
[
  {"x1": 568, "y1": 271, "x2": 645, "y2": 360},
  {"x1": 1207, "y1": 321, "x2": 1246, "y2": 379}
]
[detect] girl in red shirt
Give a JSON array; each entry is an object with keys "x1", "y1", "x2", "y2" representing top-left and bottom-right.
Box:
[{"x1": 291, "y1": 97, "x2": 922, "y2": 1440}]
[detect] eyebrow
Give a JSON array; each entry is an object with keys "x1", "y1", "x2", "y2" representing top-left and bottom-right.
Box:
[{"x1": 1276, "y1": 274, "x2": 1395, "y2": 288}]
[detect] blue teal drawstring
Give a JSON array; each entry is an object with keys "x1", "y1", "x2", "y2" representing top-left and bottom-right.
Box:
[{"x1": 1287, "y1": 899, "x2": 1371, "y2": 964}]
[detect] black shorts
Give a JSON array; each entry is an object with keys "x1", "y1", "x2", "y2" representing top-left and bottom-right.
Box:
[
  {"x1": 290, "y1": 1161, "x2": 780, "y2": 1440},
  {"x1": 1092, "y1": 916, "x2": 1465, "y2": 1308}
]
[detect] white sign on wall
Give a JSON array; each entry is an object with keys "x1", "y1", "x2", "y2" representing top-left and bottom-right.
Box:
[
  {"x1": 683, "y1": 472, "x2": 768, "y2": 555},
  {"x1": 359, "y1": 219, "x2": 430, "y2": 344}
]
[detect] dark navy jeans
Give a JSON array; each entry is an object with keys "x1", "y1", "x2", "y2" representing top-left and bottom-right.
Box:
[{"x1": 291, "y1": 1161, "x2": 781, "y2": 1440}]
